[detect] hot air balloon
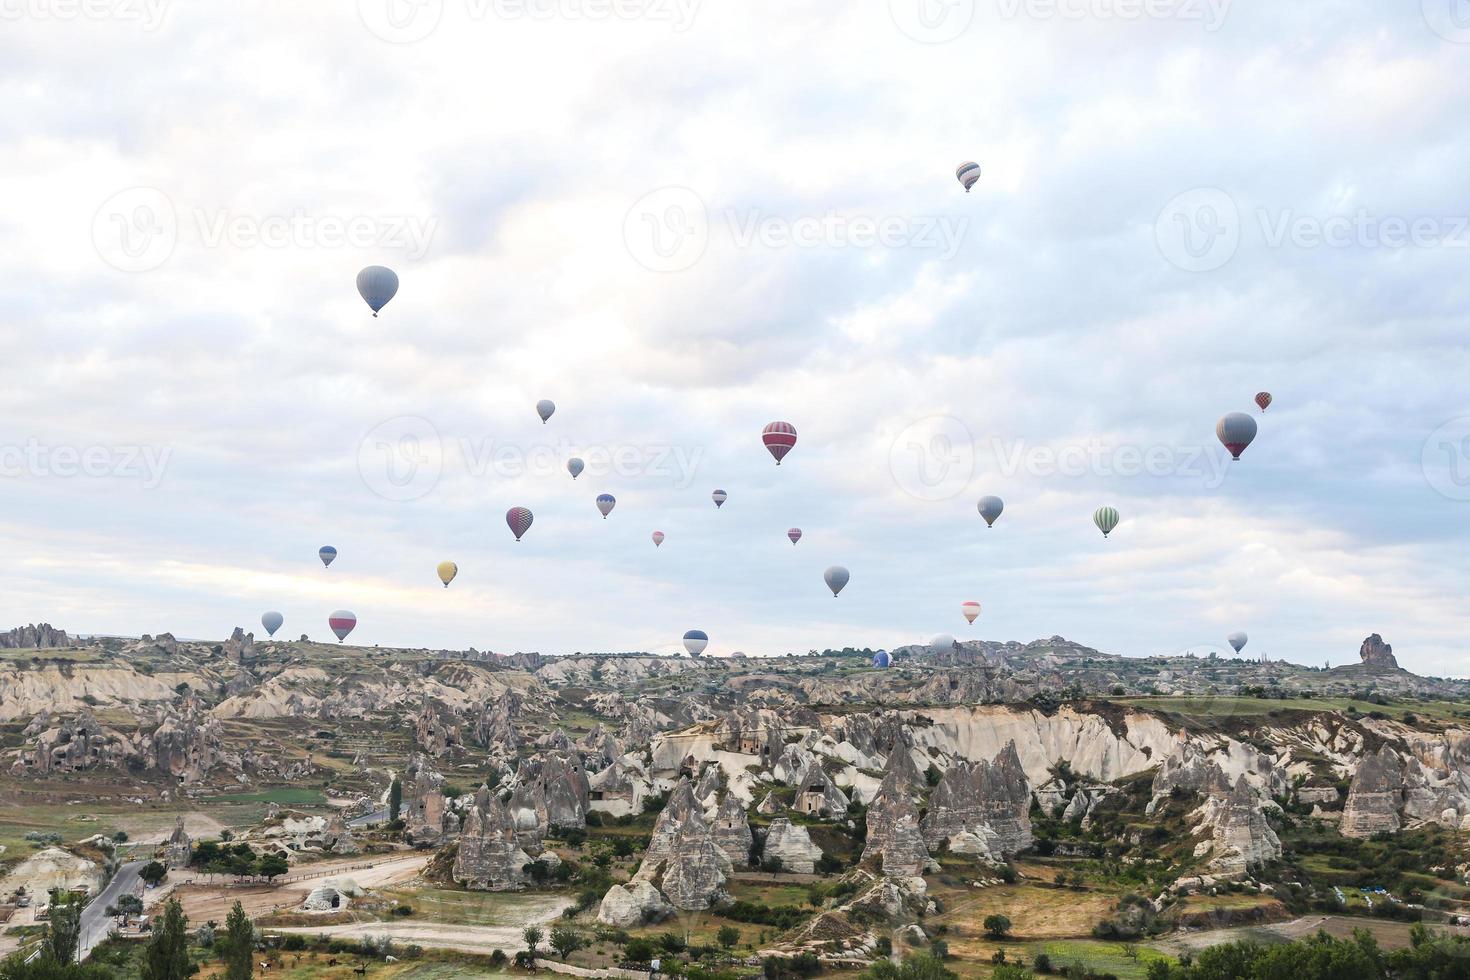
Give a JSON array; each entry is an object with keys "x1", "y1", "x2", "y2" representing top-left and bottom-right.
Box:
[
  {"x1": 873, "y1": 650, "x2": 891, "y2": 668},
  {"x1": 356, "y1": 266, "x2": 398, "y2": 316},
  {"x1": 683, "y1": 629, "x2": 709, "y2": 657},
  {"x1": 319, "y1": 546, "x2": 337, "y2": 568},
  {"x1": 1216, "y1": 412, "x2": 1258, "y2": 460},
  {"x1": 652, "y1": 531, "x2": 665, "y2": 547},
  {"x1": 1228, "y1": 631, "x2": 1248, "y2": 654},
  {"x1": 956, "y1": 162, "x2": 981, "y2": 192},
  {"x1": 1094, "y1": 506, "x2": 1120, "y2": 538},
  {"x1": 567, "y1": 458, "x2": 585, "y2": 480},
  {"x1": 1255, "y1": 392, "x2": 1272, "y2": 413},
  {"x1": 596, "y1": 494, "x2": 616, "y2": 519},
  {"x1": 712, "y1": 489, "x2": 727, "y2": 509},
  {"x1": 261, "y1": 611, "x2": 283, "y2": 637},
  {"x1": 328, "y1": 610, "x2": 357, "y2": 643},
  {"x1": 977, "y1": 496, "x2": 1004, "y2": 528},
  {"x1": 437, "y1": 561, "x2": 458, "y2": 588},
  {"x1": 929, "y1": 634, "x2": 957, "y2": 657},
  {"x1": 537, "y1": 399, "x2": 556, "y2": 424},
  {"x1": 962, "y1": 601, "x2": 981, "y2": 625},
  {"x1": 506, "y1": 507, "x2": 533, "y2": 542},
  {"x1": 787, "y1": 528, "x2": 802, "y2": 546},
  {"x1": 824, "y1": 565, "x2": 849, "y2": 597},
  {"x1": 762, "y1": 421, "x2": 797, "y2": 465}
]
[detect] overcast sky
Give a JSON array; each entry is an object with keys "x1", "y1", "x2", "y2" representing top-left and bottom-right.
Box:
[{"x1": 2, "y1": 1, "x2": 1468, "y2": 672}]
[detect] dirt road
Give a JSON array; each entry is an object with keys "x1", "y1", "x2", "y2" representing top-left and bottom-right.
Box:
[
  {"x1": 167, "y1": 852, "x2": 428, "y2": 923},
  {"x1": 269, "y1": 894, "x2": 573, "y2": 955}
]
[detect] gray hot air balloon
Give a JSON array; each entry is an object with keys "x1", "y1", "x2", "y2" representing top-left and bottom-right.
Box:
[
  {"x1": 567, "y1": 457, "x2": 585, "y2": 480},
  {"x1": 929, "y1": 634, "x2": 957, "y2": 657},
  {"x1": 596, "y1": 493, "x2": 616, "y2": 519},
  {"x1": 355, "y1": 266, "x2": 399, "y2": 317},
  {"x1": 537, "y1": 399, "x2": 556, "y2": 424},
  {"x1": 261, "y1": 611, "x2": 283, "y2": 637},
  {"x1": 1093, "y1": 506, "x2": 1120, "y2": 538},
  {"x1": 977, "y1": 495, "x2": 1004, "y2": 527},
  {"x1": 1216, "y1": 412, "x2": 1258, "y2": 460},
  {"x1": 824, "y1": 565, "x2": 849, "y2": 597},
  {"x1": 1228, "y1": 631, "x2": 1248, "y2": 654}
]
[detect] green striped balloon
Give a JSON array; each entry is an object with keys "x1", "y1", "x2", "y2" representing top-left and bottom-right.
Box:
[{"x1": 1093, "y1": 506, "x2": 1120, "y2": 538}]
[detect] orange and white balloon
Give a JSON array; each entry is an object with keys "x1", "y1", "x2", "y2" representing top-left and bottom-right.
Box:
[{"x1": 962, "y1": 601, "x2": 981, "y2": 625}]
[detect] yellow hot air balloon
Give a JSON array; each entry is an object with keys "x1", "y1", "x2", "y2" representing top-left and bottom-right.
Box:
[{"x1": 437, "y1": 561, "x2": 458, "y2": 588}]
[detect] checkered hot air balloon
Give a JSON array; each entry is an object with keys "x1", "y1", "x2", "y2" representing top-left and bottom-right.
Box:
[
  {"x1": 328, "y1": 610, "x2": 356, "y2": 643},
  {"x1": 1255, "y1": 392, "x2": 1272, "y2": 413},
  {"x1": 762, "y1": 421, "x2": 797, "y2": 465},
  {"x1": 956, "y1": 162, "x2": 981, "y2": 193},
  {"x1": 506, "y1": 507, "x2": 533, "y2": 542}
]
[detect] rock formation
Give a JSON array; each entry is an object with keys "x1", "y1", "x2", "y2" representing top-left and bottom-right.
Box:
[
  {"x1": 597, "y1": 880, "x2": 675, "y2": 928},
  {"x1": 763, "y1": 818, "x2": 824, "y2": 874},
  {"x1": 1198, "y1": 775, "x2": 1281, "y2": 873},
  {"x1": 920, "y1": 742, "x2": 1031, "y2": 858},
  {"x1": 793, "y1": 765, "x2": 849, "y2": 819},
  {"x1": 1359, "y1": 634, "x2": 1399, "y2": 670},
  {"x1": 712, "y1": 794, "x2": 753, "y2": 867},
  {"x1": 475, "y1": 689, "x2": 521, "y2": 749},
  {"x1": 223, "y1": 627, "x2": 253, "y2": 664},
  {"x1": 165, "y1": 817, "x2": 192, "y2": 867},
  {"x1": 402, "y1": 754, "x2": 448, "y2": 845},
  {"x1": 454, "y1": 785, "x2": 533, "y2": 890},
  {"x1": 1341, "y1": 745, "x2": 1405, "y2": 838},
  {"x1": 506, "y1": 753, "x2": 589, "y2": 836},
  {"x1": 415, "y1": 698, "x2": 461, "y2": 757},
  {"x1": 863, "y1": 766, "x2": 929, "y2": 874},
  {"x1": 0, "y1": 624, "x2": 75, "y2": 649}
]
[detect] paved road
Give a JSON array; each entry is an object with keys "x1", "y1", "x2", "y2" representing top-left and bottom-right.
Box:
[
  {"x1": 79, "y1": 860, "x2": 144, "y2": 961},
  {"x1": 347, "y1": 808, "x2": 388, "y2": 827}
]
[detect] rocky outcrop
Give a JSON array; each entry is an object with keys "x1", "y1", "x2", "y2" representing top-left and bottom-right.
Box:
[
  {"x1": 454, "y1": 785, "x2": 533, "y2": 890},
  {"x1": 402, "y1": 754, "x2": 448, "y2": 845},
  {"x1": 597, "y1": 880, "x2": 674, "y2": 928},
  {"x1": 165, "y1": 817, "x2": 192, "y2": 868},
  {"x1": 415, "y1": 698, "x2": 461, "y2": 757},
  {"x1": 506, "y1": 754, "x2": 589, "y2": 836},
  {"x1": 475, "y1": 689, "x2": 521, "y2": 749},
  {"x1": 1360, "y1": 634, "x2": 1399, "y2": 670},
  {"x1": 920, "y1": 742, "x2": 1031, "y2": 857},
  {"x1": 863, "y1": 767, "x2": 929, "y2": 874},
  {"x1": 0, "y1": 624, "x2": 75, "y2": 649},
  {"x1": 763, "y1": 818, "x2": 824, "y2": 874},
  {"x1": 1198, "y1": 776, "x2": 1281, "y2": 873},
  {"x1": 588, "y1": 760, "x2": 649, "y2": 817},
  {"x1": 793, "y1": 765, "x2": 849, "y2": 819},
  {"x1": 630, "y1": 777, "x2": 730, "y2": 911},
  {"x1": 150, "y1": 698, "x2": 222, "y2": 782},
  {"x1": 880, "y1": 813, "x2": 930, "y2": 877},
  {"x1": 223, "y1": 627, "x2": 253, "y2": 664},
  {"x1": 1341, "y1": 746, "x2": 1405, "y2": 838},
  {"x1": 1148, "y1": 741, "x2": 1232, "y2": 813},
  {"x1": 712, "y1": 794, "x2": 753, "y2": 867}
]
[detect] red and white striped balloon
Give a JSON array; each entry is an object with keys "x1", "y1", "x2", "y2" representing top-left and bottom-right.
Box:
[
  {"x1": 762, "y1": 421, "x2": 797, "y2": 465},
  {"x1": 787, "y1": 528, "x2": 802, "y2": 546},
  {"x1": 962, "y1": 601, "x2": 981, "y2": 625}
]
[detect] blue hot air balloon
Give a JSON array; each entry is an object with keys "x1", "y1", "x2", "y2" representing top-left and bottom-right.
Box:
[
  {"x1": 355, "y1": 266, "x2": 399, "y2": 317},
  {"x1": 261, "y1": 611, "x2": 283, "y2": 637},
  {"x1": 683, "y1": 629, "x2": 709, "y2": 657},
  {"x1": 319, "y1": 546, "x2": 337, "y2": 568},
  {"x1": 596, "y1": 494, "x2": 616, "y2": 519},
  {"x1": 873, "y1": 650, "x2": 891, "y2": 668}
]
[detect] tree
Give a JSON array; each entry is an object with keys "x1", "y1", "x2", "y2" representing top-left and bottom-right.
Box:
[
  {"x1": 549, "y1": 926, "x2": 585, "y2": 961},
  {"x1": 718, "y1": 926, "x2": 741, "y2": 949},
  {"x1": 140, "y1": 898, "x2": 190, "y2": 980},
  {"x1": 982, "y1": 914, "x2": 1011, "y2": 940},
  {"x1": 861, "y1": 952, "x2": 957, "y2": 980},
  {"x1": 45, "y1": 893, "x2": 82, "y2": 965},
  {"x1": 388, "y1": 778, "x2": 403, "y2": 822},
  {"x1": 256, "y1": 853, "x2": 289, "y2": 881},
  {"x1": 523, "y1": 925, "x2": 544, "y2": 957},
  {"x1": 623, "y1": 938, "x2": 656, "y2": 963},
  {"x1": 139, "y1": 862, "x2": 167, "y2": 886},
  {"x1": 107, "y1": 894, "x2": 144, "y2": 926},
  {"x1": 220, "y1": 900, "x2": 254, "y2": 980}
]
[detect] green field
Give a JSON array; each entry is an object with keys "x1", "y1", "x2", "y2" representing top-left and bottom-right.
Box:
[{"x1": 206, "y1": 787, "x2": 328, "y2": 805}]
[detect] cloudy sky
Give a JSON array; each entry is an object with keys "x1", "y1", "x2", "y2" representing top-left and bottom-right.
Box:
[{"x1": 2, "y1": 0, "x2": 1468, "y2": 672}]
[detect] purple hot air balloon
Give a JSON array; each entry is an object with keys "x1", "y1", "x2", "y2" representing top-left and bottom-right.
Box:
[
  {"x1": 787, "y1": 528, "x2": 802, "y2": 546},
  {"x1": 506, "y1": 507, "x2": 533, "y2": 542}
]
